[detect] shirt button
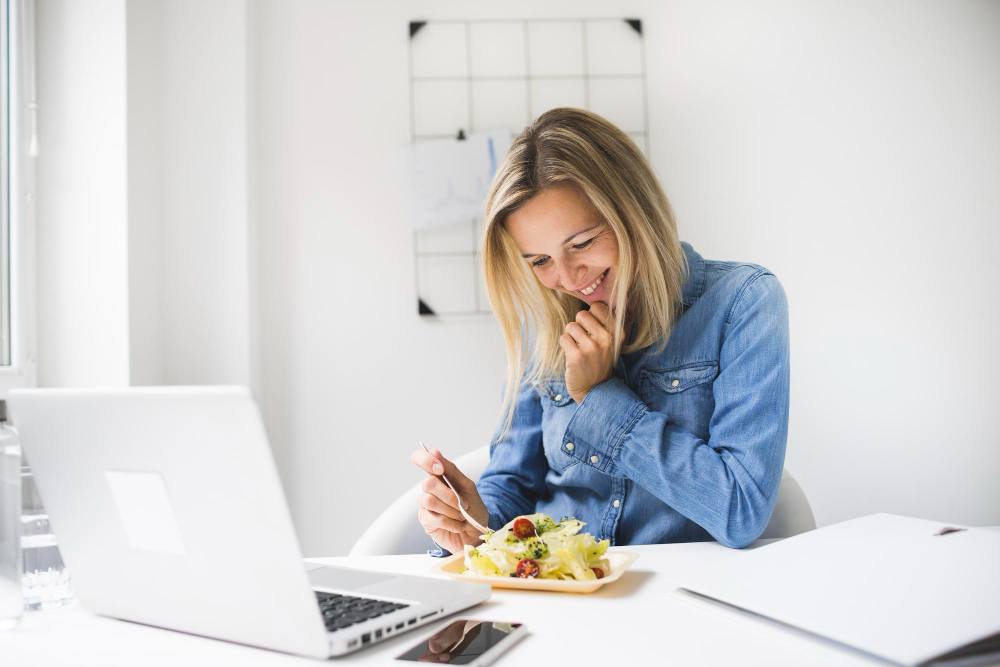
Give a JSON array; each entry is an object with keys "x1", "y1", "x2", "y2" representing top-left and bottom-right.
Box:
[
  {"x1": 671, "y1": 379, "x2": 680, "y2": 387},
  {"x1": 613, "y1": 499, "x2": 620, "y2": 508},
  {"x1": 565, "y1": 442, "x2": 575, "y2": 451},
  {"x1": 590, "y1": 455, "x2": 599, "y2": 464},
  {"x1": 554, "y1": 394, "x2": 562, "y2": 401}
]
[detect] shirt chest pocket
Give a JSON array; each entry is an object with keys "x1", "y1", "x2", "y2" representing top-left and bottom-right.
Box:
[
  {"x1": 536, "y1": 380, "x2": 580, "y2": 473},
  {"x1": 638, "y1": 362, "x2": 718, "y2": 436}
]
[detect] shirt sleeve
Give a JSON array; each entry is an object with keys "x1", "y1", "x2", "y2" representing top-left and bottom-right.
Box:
[
  {"x1": 559, "y1": 272, "x2": 790, "y2": 548},
  {"x1": 476, "y1": 376, "x2": 550, "y2": 531}
]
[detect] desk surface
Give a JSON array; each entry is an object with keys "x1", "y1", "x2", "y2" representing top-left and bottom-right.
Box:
[{"x1": 3, "y1": 541, "x2": 880, "y2": 666}]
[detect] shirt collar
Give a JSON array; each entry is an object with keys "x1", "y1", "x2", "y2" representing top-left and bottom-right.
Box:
[{"x1": 680, "y1": 241, "x2": 706, "y2": 307}]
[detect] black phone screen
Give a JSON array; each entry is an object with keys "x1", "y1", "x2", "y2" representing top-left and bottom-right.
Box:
[{"x1": 395, "y1": 620, "x2": 523, "y2": 664}]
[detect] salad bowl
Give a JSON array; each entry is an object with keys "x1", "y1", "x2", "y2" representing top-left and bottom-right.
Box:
[{"x1": 431, "y1": 549, "x2": 640, "y2": 594}]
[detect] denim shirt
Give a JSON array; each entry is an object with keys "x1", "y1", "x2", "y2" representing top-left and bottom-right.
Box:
[{"x1": 477, "y1": 241, "x2": 790, "y2": 549}]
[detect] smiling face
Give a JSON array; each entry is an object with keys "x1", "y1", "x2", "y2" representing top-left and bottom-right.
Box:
[{"x1": 504, "y1": 183, "x2": 621, "y2": 307}]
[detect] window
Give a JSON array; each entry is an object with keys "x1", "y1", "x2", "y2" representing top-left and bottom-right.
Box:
[
  {"x1": 0, "y1": 0, "x2": 36, "y2": 394},
  {"x1": 0, "y1": 0, "x2": 10, "y2": 365}
]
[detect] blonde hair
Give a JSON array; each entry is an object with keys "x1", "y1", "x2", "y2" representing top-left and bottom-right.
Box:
[{"x1": 482, "y1": 108, "x2": 688, "y2": 438}]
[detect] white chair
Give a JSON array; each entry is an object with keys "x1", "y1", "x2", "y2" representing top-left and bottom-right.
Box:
[
  {"x1": 759, "y1": 467, "x2": 817, "y2": 540},
  {"x1": 349, "y1": 445, "x2": 815, "y2": 556}
]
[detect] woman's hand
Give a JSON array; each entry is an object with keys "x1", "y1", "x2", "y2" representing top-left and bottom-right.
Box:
[
  {"x1": 559, "y1": 302, "x2": 615, "y2": 404},
  {"x1": 411, "y1": 447, "x2": 490, "y2": 555}
]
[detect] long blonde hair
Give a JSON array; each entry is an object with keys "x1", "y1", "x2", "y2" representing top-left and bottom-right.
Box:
[{"x1": 482, "y1": 108, "x2": 688, "y2": 438}]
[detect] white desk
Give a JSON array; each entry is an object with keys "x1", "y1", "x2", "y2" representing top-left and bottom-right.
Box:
[{"x1": 2, "y1": 541, "x2": 881, "y2": 666}]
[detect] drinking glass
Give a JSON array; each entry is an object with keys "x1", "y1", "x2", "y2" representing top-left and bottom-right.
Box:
[
  {"x1": 0, "y1": 442, "x2": 21, "y2": 629},
  {"x1": 20, "y1": 458, "x2": 73, "y2": 610}
]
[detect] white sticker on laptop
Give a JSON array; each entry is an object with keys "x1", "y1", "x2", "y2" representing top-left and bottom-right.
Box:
[{"x1": 104, "y1": 470, "x2": 187, "y2": 555}]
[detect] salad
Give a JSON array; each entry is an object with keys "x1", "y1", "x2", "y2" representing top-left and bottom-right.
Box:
[{"x1": 462, "y1": 513, "x2": 611, "y2": 581}]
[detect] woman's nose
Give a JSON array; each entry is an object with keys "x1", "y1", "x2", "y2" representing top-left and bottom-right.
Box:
[{"x1": 558, "y1": 263, "x2": 587, "y2": 291}]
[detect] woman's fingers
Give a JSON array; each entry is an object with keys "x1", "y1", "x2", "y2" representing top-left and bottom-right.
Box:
[
  {"x1": 418, "y1": 508, "x2": 468, "y2": 534},
  {"x1": 412, "y1": 447, "x2": 489, "y2": 531},
  {"x1": 410, "y1": 448, "x2": 445, "y2": 476},
  {"x1": 431, "y1": 449, "x2": 478, "y2": 497},
  {"x1": 564, "y1": 321, "x2": 596, "y2": 349},
  {"x1": 559, "y1": 333, "x2": 581, "y2": 361},
  {"x1": 421, "y1": 475, "x2": 464, "y2": 510},
  {"x1": 574, "y1": 310, "x2": 611, "y2": 343},
  {"x1": 588, "y1": 302, "x2": 611, "y2": 327},
  {"x1": 419, "y1": 491, "x2": 464, "y2": 521},
  {"x1": 411, "y1": 447, "x2": 472, "y2": 494}
]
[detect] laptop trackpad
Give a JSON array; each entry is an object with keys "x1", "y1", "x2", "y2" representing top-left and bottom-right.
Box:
[{"x1": 309, "y1": 566, "x2": 396, "y2": 591}]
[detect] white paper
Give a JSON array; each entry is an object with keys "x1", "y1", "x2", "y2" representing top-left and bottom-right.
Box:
[
  {"x1": 399, "y1": 129, "x2": 513, "y2": 230},
  {"x1": 105, "y1": 470, "x2": 187, "y2": 556},
  {"x1": 675, "y1": 514, "x2": 1000, "y2": 666}
]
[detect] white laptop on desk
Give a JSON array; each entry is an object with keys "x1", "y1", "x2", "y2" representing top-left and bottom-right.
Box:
[{"x1": 8, "y1": 386, "x2": 490, "y2": 659}]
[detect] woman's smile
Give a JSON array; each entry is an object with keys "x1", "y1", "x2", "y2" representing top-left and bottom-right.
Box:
[{"x1": 575, "y1": 268, "x2": 611, "y2": 300}]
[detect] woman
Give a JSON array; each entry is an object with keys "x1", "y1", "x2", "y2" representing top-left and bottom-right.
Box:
[{"x1": 412, "y1": 108, "x2": 789, "y2": 554}]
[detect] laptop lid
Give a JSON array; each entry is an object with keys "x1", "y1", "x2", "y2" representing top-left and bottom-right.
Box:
[{"x1": 9, "y1": 386, "x2": 330, "y2": 658}]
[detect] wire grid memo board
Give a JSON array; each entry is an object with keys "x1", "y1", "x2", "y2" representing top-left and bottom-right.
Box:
[{"x1": 408, "y1": 17, "x2": 649, "y2": 316}]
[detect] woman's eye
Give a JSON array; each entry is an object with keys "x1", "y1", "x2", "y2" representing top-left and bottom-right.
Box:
[
  {"x1": 531, "y1": 257, "x2": 549, "y2": 267},
  {"x1": 572, "y1": 237, "x2": 596, "y2": 250}
]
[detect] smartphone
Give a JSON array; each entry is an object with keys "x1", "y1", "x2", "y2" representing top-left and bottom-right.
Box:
[{"x1": 394, "y1": 619, "x2": 527, "y2": 666}]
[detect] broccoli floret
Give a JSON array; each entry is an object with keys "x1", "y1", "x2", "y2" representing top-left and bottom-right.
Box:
[
  {"x1": 534, "y1": 516, "x2": 556, "y2": 534},
  {"x1": 522, "y1": 536, "x2": 549, "y2": 559}
]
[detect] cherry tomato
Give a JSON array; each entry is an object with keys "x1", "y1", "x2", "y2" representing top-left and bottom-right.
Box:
[
  {"x1": 592, "y1": 567, "x2": 605, "y2": 579},
  {"x1": 515, "y1": 558, "x2": 540, "y2": 578},
  {"x1": 512, "y1": 518, "x2": 536, "y2": 539}
]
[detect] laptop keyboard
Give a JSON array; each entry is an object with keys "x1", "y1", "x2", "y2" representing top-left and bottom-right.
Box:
[{"x1": 315, "y1": 591, "x2": 410, "y2": 632}]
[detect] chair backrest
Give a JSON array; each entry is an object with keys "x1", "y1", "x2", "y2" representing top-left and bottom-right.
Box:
[
  {"x1": 349, "y1": 445, "x2": 814, "y2": 556},
  {"x1": 760, "y1": 468, "x2": 816, "y2": 539}
]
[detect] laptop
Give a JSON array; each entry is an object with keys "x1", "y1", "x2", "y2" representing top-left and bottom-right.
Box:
[{"x1": 8, "y1": 386, "x2": 491, "y2": 659}]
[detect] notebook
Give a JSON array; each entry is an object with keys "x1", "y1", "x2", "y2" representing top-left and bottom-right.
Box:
[{"x1": 676, "y1": 514, "x2": 1000, "y2": 665}]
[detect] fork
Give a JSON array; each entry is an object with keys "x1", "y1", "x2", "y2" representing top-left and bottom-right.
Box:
[{"x1": 419, "y1": 441, "x2": 491, "y2": 535}]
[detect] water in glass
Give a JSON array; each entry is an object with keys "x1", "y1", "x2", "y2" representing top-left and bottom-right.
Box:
[
  {"x1": 20, "y1": 459, "x2": 73, "y2": 610},
  {"x1": 0, "y1": 437, "x2": 22, "y2": 629}
]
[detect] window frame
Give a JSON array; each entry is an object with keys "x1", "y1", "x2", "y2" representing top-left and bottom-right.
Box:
[{"x1": 0, "y1": 0, "x2": 37, "y2": 396}]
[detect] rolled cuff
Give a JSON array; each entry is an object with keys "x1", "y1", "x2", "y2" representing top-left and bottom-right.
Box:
[{"x1": 561, "y1": 377, "x2": 646, "y2": 475}]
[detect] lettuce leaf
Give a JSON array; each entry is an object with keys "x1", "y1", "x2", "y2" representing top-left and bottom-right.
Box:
[{"x1": 463, "y1": 512, "x2": 611, "y2": 581}]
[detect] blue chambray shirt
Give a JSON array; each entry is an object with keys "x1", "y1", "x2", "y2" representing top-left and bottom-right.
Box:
[{"x1": 476, "y1": 241, "x2": 790, "y2": 549}]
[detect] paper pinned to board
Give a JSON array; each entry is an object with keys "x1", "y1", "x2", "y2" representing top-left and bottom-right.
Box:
[{"x1": 398, "y1": 129, "x2": 513, "y2": 230}]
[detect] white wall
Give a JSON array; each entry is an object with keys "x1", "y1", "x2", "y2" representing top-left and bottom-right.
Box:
[
  {"x1": 36, "y1": 0, "x2": 131, "y2": 387},
  {"x1": 40, "y1": 0, "x2": 255, "y2": 390},
  {"x1": 126, "y1": 0, "x2": 165, "y2": 386},
  {"x1": 252, "y1": 0, "x2": 512, "y2": 556},
  {"x1": 253, "y1": 0, "x2": 1000, "y2": 556},
  {"x1": 650, "y1": 0, "x2": 1000, "y2": 529},
  {"x1": 160, "y1": 0, "x2": 254, "y2": 387},
  {"x1": 34, "y1": 0, "x2": 1000, "y2": 557}
]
